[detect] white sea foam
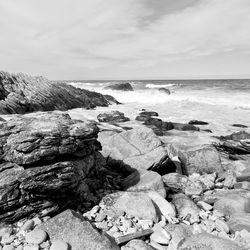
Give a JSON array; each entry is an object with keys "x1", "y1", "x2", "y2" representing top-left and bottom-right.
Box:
[{"x1": 145, "y1": 83, "x2": 177, "y2": 89}]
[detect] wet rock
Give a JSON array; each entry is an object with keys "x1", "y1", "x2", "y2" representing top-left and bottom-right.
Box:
[
  {"x1": 232, "y1": 124, "x2": 248, "y2": 128},
  {"x1": 104, "y1": 95, "x2": 121, "y2": 105},
  {"x1": 97, "y1": 111, "x2": 129, "y2": 123},
  {"x1": 172, "y1": 194, "x2": 200, "y2": 224},
  {"x1": 121, "y1": 170, "x2": 166, "y2": 197},
  {"x1": 172, "y1": 123, "x2": 200, "y2": 131},
  {"x1": 188, "y1": 120, "x2": 209, "y2": 125},
  {"x1": 99, "y1": 192, "x2": 158, "y2": 222},
  {"x1": 135, "y1": 111, "x2": 159, "y2": 122},
  {"x1": 158, "y1": 88, "x2": 171, "y2": 95},
  {"x1": 104, "y1": 83, "x2": 133, "y2": 91},
  {"x1": 98, "y1": 126, "x2": 168, "y2": 172},
  {"x1": 177, "y1": 233, "x2": 239, "y2": 250},
  {"x1": 39, "y1": 209, "x2": 119, "y2": 250},
  {"x1": 0, "y1": 71, "x2": 114, "y2": 114}
]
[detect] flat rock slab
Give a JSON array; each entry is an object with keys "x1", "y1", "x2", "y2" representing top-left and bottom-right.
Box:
[{"x1": 38, "y1": 209, "x2": 119, "y2": 250}]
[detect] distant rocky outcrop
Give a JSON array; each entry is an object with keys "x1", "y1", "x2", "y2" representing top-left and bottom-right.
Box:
[
  {"x1": 0, "y1": 112, "x2": 113, "y2": 223},
  {"x1": 158, "y1": 88, "x2": 171, "y2": 95},
  {"x1": 0, "y1": 71, "x2": 118, "y2": 114},
  {"x1": 104, "y1": 83, "x2": 134, "y2": 91}
]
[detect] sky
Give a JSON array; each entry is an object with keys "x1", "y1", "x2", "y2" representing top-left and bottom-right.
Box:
[{"x1": 0, "y1": 0, "x2": 250, "y2": 80}]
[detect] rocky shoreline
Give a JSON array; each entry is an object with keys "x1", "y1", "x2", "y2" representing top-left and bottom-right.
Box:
[{"x1": 1, "y1": 72, "x2": 250, "y2": 250}]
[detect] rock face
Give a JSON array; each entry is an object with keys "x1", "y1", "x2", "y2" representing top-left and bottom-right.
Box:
[
  {"x1": 39, "y1": 209, "x2": 119, "y2": 250},
  {"x1": 98, "y1": 126, "x2": 168, "y2": 172},
  {"x1": 0, "y1": 71, "x2": 117, "y2": 114},
  {"x1": 0, "y1": 112, "x2": 107, "y2": 223},
  {"x1": 97, "y1": 111, "x2": 129, "y2": 123},
  {"x1": 104, "y1": 83, "x2": 134, "y2": 91}
]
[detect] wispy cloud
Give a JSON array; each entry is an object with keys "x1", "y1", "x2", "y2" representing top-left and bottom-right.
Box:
[{"x1": 0, "y1": 0, "x2": 249, "y2": 79}]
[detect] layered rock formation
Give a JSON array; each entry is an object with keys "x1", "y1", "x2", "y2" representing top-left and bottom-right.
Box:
[
  {"x1": 0, "y1": 71, "x2": 117, "y2": 114},
  {"x1": 0, "y1": 112, "x2": 111, "y2": 223}
]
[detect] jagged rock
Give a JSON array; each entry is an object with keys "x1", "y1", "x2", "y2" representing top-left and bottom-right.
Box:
[
  {"x1": 172, "y1": 193, "x2": 200, "y2": 224},
  {"x1": 104, "y1": 83, "x2": 133, "y2": 91},
  {"x1": 158, "y1": 88, "x2": 171, "y2": 95},
  {"x1": 135, "y1": 111, "x2": 159, "y2": 122},
  {"x1": 97, "y1": 111, "x2": 129, "y2": 123},
  {"x1": 177, "y1": 233, "x2": 239, "y2": 250},
  {"x1": 0, "y1": 113, "x2": 107, "y2": 223},
  {"x1": 121, "y1": 170, "x2": 166, "y2": 197},
  {"x1": 38, "y1": 209, "x2": 119, "y2": 250},
  {"x1": 219, "y1": 131, "x2": 250, "y2": 141},
  {"x1": 98, "y1": 126, "x2": 168, "y2": 172},
  {"x1": 104, "y1": 95, "x2": 121, "y2": 105},
  {"x1": 188, "y1": 120, "x2": 209, "y2": 125},
  {"x1": 0, "y1": 71, "x2": 117, "y2": 114}
]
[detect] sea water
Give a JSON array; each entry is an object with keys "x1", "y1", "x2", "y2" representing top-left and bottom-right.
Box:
[{"x1": 68, "y1": 79, "x2": 250, "y2": 136}]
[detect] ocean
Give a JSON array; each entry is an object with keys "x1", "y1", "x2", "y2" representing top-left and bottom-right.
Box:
[{"x1": 67, "y1": 79, "x2": 250, "y2": 136}]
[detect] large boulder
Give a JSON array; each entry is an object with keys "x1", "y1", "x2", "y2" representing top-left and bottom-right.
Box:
[
  {"x1": 39, "y1": 209, "x2": 119, "y2": 250},
  {"x1": 158, "y1": 88, "x2": 170, "y2": 95},
  {"x1": 167, "y1": 144, "x2": 223, "y2": 175},
  {"x1": 0, "y1": 113, "x2": 108, "y2": 223},
  {"x1": 0, "y1": 71, "x2": 117, "y2": 114},
  {"x1": 98, "y1": 126, "x2": 168, "y2": 172},
  {"x1": 104, "y1": 83, "x2": 133, "y2": 91}
]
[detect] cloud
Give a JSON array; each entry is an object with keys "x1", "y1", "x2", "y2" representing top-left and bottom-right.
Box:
[{"x1": 0, "y1": 0, "x2": 249, "y2": 79}]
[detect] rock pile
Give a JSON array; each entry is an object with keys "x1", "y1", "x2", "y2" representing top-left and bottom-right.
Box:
[
  {"x1": 97, "y1": 111, "x2": 129, "y2": 123},
  {"x1": 0, "y1": 71, "x2": 117, "y2": 114}
]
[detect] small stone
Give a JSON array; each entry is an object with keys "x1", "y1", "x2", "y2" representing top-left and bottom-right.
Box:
[
  {"x1": 197, "y1": 201, "x2": 213, "y2": 211},
  {"x1": 40, "y1": 241, "x2": 50, "y2": 248},
  {"x1": 95, "y1": 212, "x2": 106, "y2": 222},
  {"x1": 150, "y1": 240, "x2": 167, "y2": 250},
  {"x1": 0, "y1": 227, "x2": 13, "y2": 238},
  {"x1": 151, "y1": 224, "x2": 171, "y2": 245},
  {"x1": 138, "y1": 220, "x2": 153, "y2": 230},
  {"x1": 199, "y1": 210, "x2": 209, "y2": 220},
  {"x1": 215, "y1": 219, "x2": 229, "y2": 233},
  {"x1": 217, "y1": 231, "x2": 230, "y2": 239},
  {"x1": 25, "y1": 229, "x2": 47, "y2": 244},
  {"x1": 23, "y1": 245, "x2": 39, "y2": 250},
  {"x1": 21, "y1": 220, "x2": 35, "y2": 232},
  {"x1": 50, "y1": 240, "x2": 69, "y2": 250},
  {"x1": 203, "y1": 220, "x2": 215, "y2": 233},
  {"x1": 32, "y1": 218, "x2": 42, "y2": 226}
]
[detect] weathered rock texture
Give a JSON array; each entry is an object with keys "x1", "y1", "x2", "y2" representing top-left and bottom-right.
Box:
[
  {"x1": 104, "y1": 83, "x2": 133, "y2": 91},
  {"x1": 0, "y1": 71, "x2": 116, "y2": 114},
  {"x1": 0, "y1": 112, "x2": 108, "y2": 223}
]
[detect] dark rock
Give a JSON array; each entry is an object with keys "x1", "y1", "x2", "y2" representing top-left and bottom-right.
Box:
[
  {"x1": 162, "y1": 122, "x2": 174, "y2": 131},
  {"x1": 98, "y1": 126, "x2": 168, "y2": 172},
  {"x1": 158, "y1": 88, "x2": 170, "y2": 95},
  {"x1": 135, "y1": 111, "x2": 159, "y2": 122},
  {"x1": 97, "y1": 111, "x2": 129, "y2": 123},
  {"x1": 232, "y1": 124, "x2": 248, "y2": 128},
  {"x1": 219, "y1": 131, "x2": 250, "y2": 141},
  {"x1": 39, "y1": 209, "x2": 119, "y2": 250},
  {"x1": 188, "y1": 120, "x2": 209, "y2": 125},
  {"x1": 177, "y1": 233, "x2": 239, "y2": 250},
  {"x1": 202, "y1": 129, "x2": 213, "y2": 133},
  {"x1": 0, "y1": 71, "x2": 117, "y2": 114},
  {"x1": 104, "y1": 95, "x2": 121, "y2": 105},
  {"x1": 144, "y1": 117, "x2": 163, "y2": 129},
  {"x1": 172, "y1": 123, "x2": 200, "y2": 131},
  {"x1": 0, "y1": 113, "x2": 107, "y2": 223},
  {"x1": 104, "y1": 83, "x2": 133, "y2": 91},
  {"x1": 0, "y1": 117, "x2": 6, "y2": 122}
]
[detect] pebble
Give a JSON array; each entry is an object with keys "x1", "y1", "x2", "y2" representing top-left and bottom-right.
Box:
[
  {"x1": 215, "y1": 219, "x2": 229, "y2": 233},
  {"x1": 21, "y1": 220, "x2": 35, "y2": 232},
  {"x1": 50, "y1": 240, "x2": 69, "y2": 250},
  {"x1": 25, "y1": 229, "x2": 47, "y2": 244},
  {"x1": 1, "y1": 235, "x2": 16, "y2": 244},
  {"x1": 197, "y1": 201, "x2": 213, "y2": 211},
  {"x1": 32, "y1": 218, "x2": 42, "y2": 226}
]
